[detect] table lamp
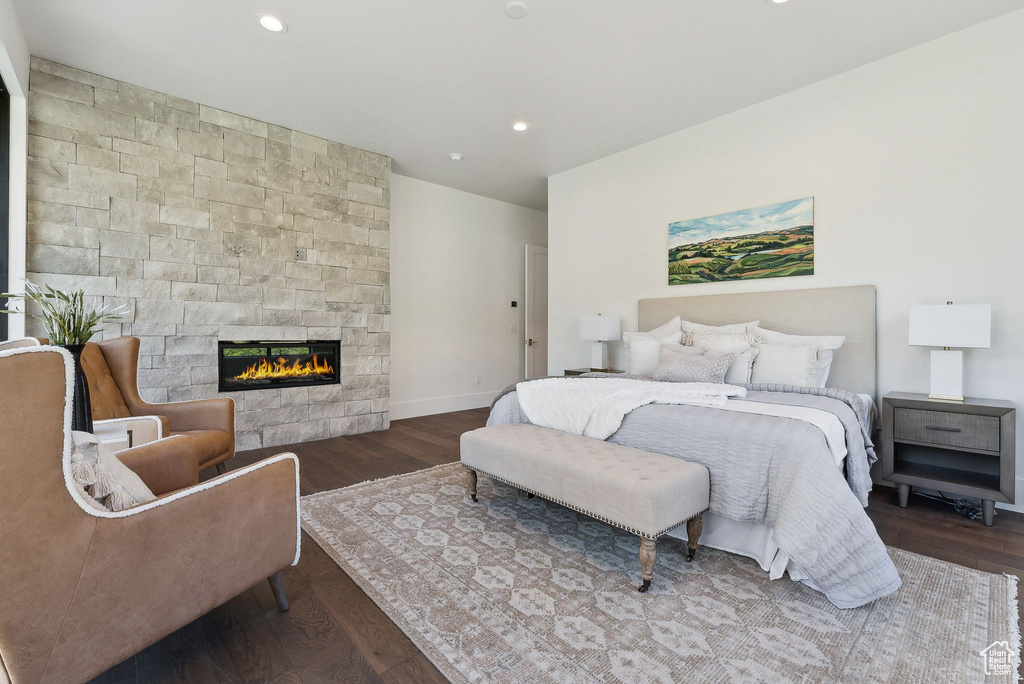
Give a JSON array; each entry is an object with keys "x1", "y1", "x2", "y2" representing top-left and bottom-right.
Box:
[
  {"x1": 909, "y1": 302, "x2": 991, "y2": 402},
  {"x1": 580, "y1": 314, "x2": 621, "y2": 371}
]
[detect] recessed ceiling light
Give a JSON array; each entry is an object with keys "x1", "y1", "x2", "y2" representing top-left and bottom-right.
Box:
[
  {"x1": 258, "y1": 14, "x2": 287, "y2": 32},
  {"x1": 504, "y1": 1, "x2": 529, "y2": 19},
  {"x1": 449, "y1": 153, "x2": 463, "y2": 161},
  {"x1": 512, "y1": 121, "x2": 529, "y2": 132},
  {"x1": 765, "y1": 0, "x2": 790, "y2": 5}
]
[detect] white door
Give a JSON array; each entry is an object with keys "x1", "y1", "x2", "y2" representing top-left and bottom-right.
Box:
[{"x1": 525, "y1": 245, "x2": 548, "y2": 378}]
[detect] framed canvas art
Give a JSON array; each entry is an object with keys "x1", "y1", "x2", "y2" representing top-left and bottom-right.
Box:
[{"x1": 668, "y1": 197, "x2": 814, "y2": 285}]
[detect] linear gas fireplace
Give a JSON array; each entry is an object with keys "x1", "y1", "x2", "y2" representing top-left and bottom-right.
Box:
[{"x1": 218, "y1": 341, "x2": 341, "y2": 392}]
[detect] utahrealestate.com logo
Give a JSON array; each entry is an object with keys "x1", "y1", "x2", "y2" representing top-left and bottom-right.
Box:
[{"x1": 979, "y1": 641, "x2": 1016, "y2": 677}]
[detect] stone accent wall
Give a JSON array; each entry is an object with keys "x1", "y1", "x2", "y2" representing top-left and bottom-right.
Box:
[{"x1": 24, "y1": 58, "x2": 391, "y2": 449}]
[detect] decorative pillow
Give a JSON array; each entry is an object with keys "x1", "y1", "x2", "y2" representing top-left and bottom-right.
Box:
[
  {"x1": 720, "y1": 348, "x2": 757, "y2": 385},
  {"x1": 686, "y1": 331, "x2": 762, "y2": 352},
  {"x1": 679, "y1": 319, "x2": 759, "y2": 336},
  {"x1": 752, "y1": 327, "x2": 845, "y2": 387},
  {"x1": 623, "y1": 316, "x2": 683, "y2": 376},
  {"x1": 654, "y1": 347, "x2": 732, "y2": 384},
  {"x1": 70, "y1": 431, "x2": 155, "y2": 512},
  {"x1": 750, "y1": 343, "x2": 818, "y2": 387},
  {"x1": 663, "y1": 342, "x2": 753, "y2": 385},
  {"x1": 659, "y1": 343, "x2": 703, "y2": 357},
  {"x1": 683, "y1": 332, "x2": 762, "y2": 384}
]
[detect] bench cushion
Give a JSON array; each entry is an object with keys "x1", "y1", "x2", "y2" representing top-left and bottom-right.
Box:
[{"x1": 461, "y1": 424, "x2": 709, "y2": 538}]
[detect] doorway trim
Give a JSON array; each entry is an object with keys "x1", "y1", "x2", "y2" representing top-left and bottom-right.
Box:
[{"x1": 524, "y1": 244, "x2": 548, "y2": 379}]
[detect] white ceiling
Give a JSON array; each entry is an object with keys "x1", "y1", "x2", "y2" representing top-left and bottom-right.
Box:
[{"x1": 14, "y1": 1, "x2": 1024, "y2": 210}]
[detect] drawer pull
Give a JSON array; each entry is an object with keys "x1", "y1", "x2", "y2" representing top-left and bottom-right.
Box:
[{"x1": 926, "y1": 425, "x2": 962, "y2": 433}]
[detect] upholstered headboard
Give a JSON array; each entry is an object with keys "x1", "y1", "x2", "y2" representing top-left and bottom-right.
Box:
[{"x1": 638, "y1": 285, "x2": 877, "y2": 397}]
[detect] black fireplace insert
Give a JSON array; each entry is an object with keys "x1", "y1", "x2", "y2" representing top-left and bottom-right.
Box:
[{"x1": 218, "y1": 340, "x2": 341, "y2": 392}]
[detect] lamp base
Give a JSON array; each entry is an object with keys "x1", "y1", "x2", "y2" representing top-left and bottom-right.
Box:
[
  {"x1": 929, "y1": 349, "x2": 964, "y2": 402},
  {"x1": 590, "y1": 341, "x2": 609, "y2": 372}
]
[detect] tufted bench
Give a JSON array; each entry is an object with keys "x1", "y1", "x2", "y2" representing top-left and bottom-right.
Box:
[{"x1": 460, "y1": 424, "x2": 710, "y2": 592}]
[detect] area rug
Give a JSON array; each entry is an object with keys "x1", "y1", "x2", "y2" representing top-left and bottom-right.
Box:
[{"x1": 301, "y1": 463, "x2": 1021, "y2": 683}]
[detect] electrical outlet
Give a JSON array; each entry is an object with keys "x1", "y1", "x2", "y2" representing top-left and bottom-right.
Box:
[
  {"x1": 294, "y1": 248, "x2": 307, "y2": 261},
  {"x1": 474, "y1": 374, "x2": 481, "y2": 385}
]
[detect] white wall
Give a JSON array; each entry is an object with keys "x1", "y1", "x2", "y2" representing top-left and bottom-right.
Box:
[
  {"x1": 390, "y1": 174, "x2": 547, "y2": 419},
  {"x1": 548, "y1": 12, "x2": 1024, "y2": 504},
  {"x1": 1, "y1": 0, "x2": 28, "y2": 338}
]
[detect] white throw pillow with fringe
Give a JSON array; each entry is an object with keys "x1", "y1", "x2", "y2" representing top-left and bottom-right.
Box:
[{"x1": 70, "y1": 431, "x2": 155, "y2": 512}]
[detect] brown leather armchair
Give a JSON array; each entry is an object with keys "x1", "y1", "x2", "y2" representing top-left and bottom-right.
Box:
[
  {"x1": 81, "y1": 336, "x2": 235, "y2": 474},
  {"x1": 0, "y1": 345, "x2": 299, "y2": 684}
]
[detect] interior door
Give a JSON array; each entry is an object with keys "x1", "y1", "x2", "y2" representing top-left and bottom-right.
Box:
[{"x1": 525, "y1": 245, "x2": 548, "y2": 378}]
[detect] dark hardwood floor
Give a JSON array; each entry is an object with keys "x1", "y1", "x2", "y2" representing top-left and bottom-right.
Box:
[{"x1": 90, "y1": 408, "x2": 1024, "y2": 683}]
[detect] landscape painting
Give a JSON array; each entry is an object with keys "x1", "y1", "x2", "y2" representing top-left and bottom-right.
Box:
[{"x1": 668, "y1": 197, "x2": 814, "y2": 285}]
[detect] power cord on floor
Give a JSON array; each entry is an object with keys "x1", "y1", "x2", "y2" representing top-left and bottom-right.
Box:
[{"x1": 911, "y1": 490, "x2": 988, "y2": 521}]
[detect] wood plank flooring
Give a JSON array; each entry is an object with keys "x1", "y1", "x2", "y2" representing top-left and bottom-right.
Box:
[{"x1": 90, "y1": 408, "x2": 1024, "y2": 683}]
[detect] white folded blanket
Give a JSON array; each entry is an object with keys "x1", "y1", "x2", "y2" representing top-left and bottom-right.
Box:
[{"x1": 515, "y1": 377, "x2": 746, "y2": 439}]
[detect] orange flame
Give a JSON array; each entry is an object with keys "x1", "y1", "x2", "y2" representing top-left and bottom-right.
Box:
[{"x1": 232, "y1": 354, "x2": 335, "y2": 382}]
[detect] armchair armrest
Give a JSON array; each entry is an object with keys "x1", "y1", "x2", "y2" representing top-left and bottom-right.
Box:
[
  {"x1": 116, "y1": 435, "x2": 199, "y2": 495},
  {"x1": 94, "y1": 415, "x2": 165, "y2": 447},
  {"x1": 130, "y1": 397, "x2": 234, "y2": 435}
]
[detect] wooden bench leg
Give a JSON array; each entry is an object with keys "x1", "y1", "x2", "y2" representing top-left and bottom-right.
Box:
[
  {"x1": 638, "y1": 537, "x2": 657, "y2": 593},
  {"x1": 466, "y1": 468, "x2": 478, "y2": 502},
  {"x1": 686, "y1": 514, "x2": 703, "y2": 562}
]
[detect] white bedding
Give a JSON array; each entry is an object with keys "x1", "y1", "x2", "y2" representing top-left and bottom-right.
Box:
[
  {"x1": 514, "y1": 377, "x2": 745, "y2": 439},
  {"x1": 516, "y1": 376, "x2": 856, "y2": 465}
]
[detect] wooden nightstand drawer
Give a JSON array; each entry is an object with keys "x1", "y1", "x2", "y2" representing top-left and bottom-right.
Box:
[{"x1": 893, "y1": 407, "x2": 999, "y2": 452}]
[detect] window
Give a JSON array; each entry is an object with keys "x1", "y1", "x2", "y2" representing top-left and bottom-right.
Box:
[{"x1": 0, "y1": 74, "x2": 9, "y2": 340}]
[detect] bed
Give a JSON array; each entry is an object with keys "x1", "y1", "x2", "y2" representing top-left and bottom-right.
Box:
[{"x1": 487, "y1": 285, "x2": 902, "y2": 608}]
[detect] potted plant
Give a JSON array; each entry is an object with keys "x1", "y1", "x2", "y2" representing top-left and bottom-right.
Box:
[{"x1": 1, "y1": 281, "x2": 128, "y2": 432}]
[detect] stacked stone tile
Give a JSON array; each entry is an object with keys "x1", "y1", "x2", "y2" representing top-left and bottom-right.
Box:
[{"x1": 24, "y1": 58, "x2": 391, "y2": 449}]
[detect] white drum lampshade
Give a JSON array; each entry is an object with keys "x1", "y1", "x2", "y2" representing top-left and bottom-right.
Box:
[
  {"x1": 580, "y1": 315, "x2": 621, "y2": 371},
  {"x1": 909, "y1": 303, "x2": 990, "y2": 401}
]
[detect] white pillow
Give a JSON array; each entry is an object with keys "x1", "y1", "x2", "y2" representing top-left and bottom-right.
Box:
[
  {"x1": 686, "y1": 331, "x2": 762, "y2": 353},
  {"x1": 680, "y1": 319, "x2": 759, "y2": 336},
  {"x1": 685, "y1": 332, "x2": 762, "y2": 384},
  {"x1": 623, "y1": 317, "x2": 683, "y2": 375},
  {"x1": 70, "y1": 431, "x2": 155, "y2": 512},
  {"x1": 659, "y1": 343, "x2": 703, "y2": 357},
  {"x1": 721, "y1": 349, "x2": 758, "y2": 385},
  {"x1": 750, "y1": 344, "x2": 818, "y2": 387},
  {"x1": 752, "y1": 327, "x2": 845, "y2": 388}
]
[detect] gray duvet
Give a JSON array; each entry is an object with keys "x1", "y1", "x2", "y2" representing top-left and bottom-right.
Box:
[{"x1": 487, "y1": 377, "x2": 901, "y2": 609}]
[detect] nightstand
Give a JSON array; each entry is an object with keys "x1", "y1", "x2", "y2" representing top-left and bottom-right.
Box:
[
  {"x1": 564, "y1": 368, "x2": 625, "y2": 376},
  {"x1": 879, "y1": 392, "x2": 1015, "y2": 526}
]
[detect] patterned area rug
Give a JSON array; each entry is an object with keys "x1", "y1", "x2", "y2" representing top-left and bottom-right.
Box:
[{"x1": 301, "y1": 464, "x2": 1020, "y2": 683}]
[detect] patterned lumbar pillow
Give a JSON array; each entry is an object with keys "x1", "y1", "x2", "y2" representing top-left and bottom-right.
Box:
[
  {"x1": 685, "y1": 330, "x2": 763, "y2": 350},
  {"x1": 654, "y1": 346, "x2": 733, "y2": 383},
  {"x1": 70, "y1": 431, "x2": 155, "y2": 512}
]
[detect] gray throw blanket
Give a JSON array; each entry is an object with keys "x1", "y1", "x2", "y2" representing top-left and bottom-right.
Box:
[{"x1": 488, "y1": 377, "x2": 901, "y2": 609}]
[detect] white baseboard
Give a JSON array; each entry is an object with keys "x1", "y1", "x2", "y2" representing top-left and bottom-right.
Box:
[{"x1": 390, "y1": 391, "x2": 499, "y2": 421}]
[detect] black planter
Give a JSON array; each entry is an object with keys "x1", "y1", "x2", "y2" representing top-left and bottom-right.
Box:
[{"x1": 61, "y1": 344, "x2": 94, "y2": 433}]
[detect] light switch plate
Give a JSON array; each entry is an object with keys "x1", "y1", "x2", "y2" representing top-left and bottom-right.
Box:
[{"x1": 294, "y1": 248, "x2": 307, "y2": 261}]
